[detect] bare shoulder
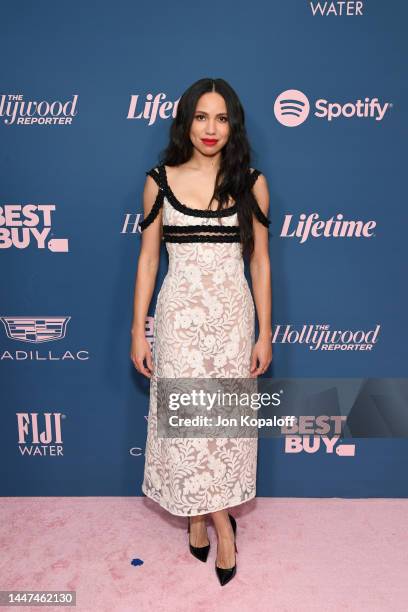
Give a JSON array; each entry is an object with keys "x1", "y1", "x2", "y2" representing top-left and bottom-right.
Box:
[
  {"x1": 144, "y1": 167, "x2": 160, "y2": 195},
  {"x1": 144, "y1": 174, "x2": 159, "y2": 194}
]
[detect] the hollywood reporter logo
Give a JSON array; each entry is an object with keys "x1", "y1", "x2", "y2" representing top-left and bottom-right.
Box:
[
  {"x1": 17, "y1": 412, "x2": 64, "y2": 456},
  {"x1": 274, "y1": 89, "x2": 391, "y2": 126},
  {"x1": 273, "y1": 324, "x2": 380, "y2": 352},
  {"x1": 0, "y1": 204, "x2": 68, "y2": 250},
  {"x1": 281, "y1": 416, "x2": 356, "y2": 456},
  {"x1": 0, "y1": 94, "x2": 78, "y2": 126}
]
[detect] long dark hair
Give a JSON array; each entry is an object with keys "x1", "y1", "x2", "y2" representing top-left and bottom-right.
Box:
[{"x1": 158, "y1": 77, "x2": 263, "y2": 261}]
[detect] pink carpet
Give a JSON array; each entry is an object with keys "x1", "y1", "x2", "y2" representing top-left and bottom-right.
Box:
[{"x1": 0, "y1": 497, "x2": 407, "y2": 611}]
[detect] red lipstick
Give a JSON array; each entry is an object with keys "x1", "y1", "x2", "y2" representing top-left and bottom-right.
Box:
[{"x1": 201, "y1": 138, "x2": 218, "y2": 146}]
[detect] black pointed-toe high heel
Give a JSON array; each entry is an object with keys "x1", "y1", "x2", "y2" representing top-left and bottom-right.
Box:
[
  {"x1": 187, "y1": 516, "x2": 210, "y2": 562},
  {"x1": 215, "y1": 513, "x2": 238, "y2": 586}
]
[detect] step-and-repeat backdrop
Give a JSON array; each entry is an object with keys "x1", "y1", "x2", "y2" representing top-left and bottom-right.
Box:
[{"x1": 1, "y1": 1, "x2": 407, "y2": 497}]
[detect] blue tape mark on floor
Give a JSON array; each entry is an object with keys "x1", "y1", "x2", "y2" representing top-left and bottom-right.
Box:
[{"x1": 131, "y1": 558, "x2": 144, "y2": 566}]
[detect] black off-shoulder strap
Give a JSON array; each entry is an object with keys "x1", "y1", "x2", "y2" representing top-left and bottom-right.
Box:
[
  {"x1": 139, "y1": 166, "x2": 165, "y2": 231},
  {"x1": 249, "y1": 168, "x2": 261, "y2": 189},
  {"x1": 249, "y1": 169, "x2": 270, "y2": 228}
]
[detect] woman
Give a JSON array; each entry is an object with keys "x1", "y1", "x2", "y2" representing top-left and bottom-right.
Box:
[{"x1": 130, "y1": 77, "x2": 272, "y2": 586}]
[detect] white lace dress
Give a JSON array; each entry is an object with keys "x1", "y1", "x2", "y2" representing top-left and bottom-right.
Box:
[{"x1": 140, "y1": 164, "x2": 270, "y2": 516}]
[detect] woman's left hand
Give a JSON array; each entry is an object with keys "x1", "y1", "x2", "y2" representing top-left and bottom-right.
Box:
[{"x1": 249, "y1": 336, "x2": 273, "y2": 377}]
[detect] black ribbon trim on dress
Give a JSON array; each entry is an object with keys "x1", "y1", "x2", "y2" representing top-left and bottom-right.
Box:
[
  {"x1": 159, "y1": 164, "x2": 239, "y2": 218},
  {"x1": 163, "y1": 234, "x2": 242, "y2": 243},
  {"x1": 140, "y1": 165, "x2": 270, "y2": 231},
  {"x1": 252, "y1": 202, "x2": 271, "y2": 228},
  {"x1": 163, "y1": 224, "x2": 240, "y2": 234},
  {"x1": 139, "y1": 187, "x2": 164, "y2": 231},
  {"x1": 248, "y1": 169, "x2": 271, "y2": 228}
]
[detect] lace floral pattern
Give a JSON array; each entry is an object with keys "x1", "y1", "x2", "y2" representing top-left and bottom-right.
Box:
[{"x1": 141, "y1": 196, "x2": 258, "y2": 516}]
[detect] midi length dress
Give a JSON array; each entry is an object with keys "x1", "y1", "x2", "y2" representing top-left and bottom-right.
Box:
[{"x1": 139, "y1": 164, "x2": 270, "y2": 516}]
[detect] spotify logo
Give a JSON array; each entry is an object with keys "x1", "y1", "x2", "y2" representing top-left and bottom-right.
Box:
[
  {"x1": 274, "y1": 89, "x2": 391, "y2": 126},
  {"x1": 274, "y1": 90, "x2": 310, "y2": 127}
]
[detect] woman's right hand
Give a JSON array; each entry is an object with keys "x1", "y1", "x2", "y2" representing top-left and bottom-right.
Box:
[{"x1": 130, "y1": 333, "x2": 154, "y2": 378}]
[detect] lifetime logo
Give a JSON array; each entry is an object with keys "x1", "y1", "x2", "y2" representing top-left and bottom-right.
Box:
[
  {"x1": 127, "y1": 93, "x2": 179, "y2": 126},
  {"x1": 274, "y1": 89, "x2": 391, "y2": 126},
  {"x1": 281, "y1": 213, "x2": 376, "y2": 243}
]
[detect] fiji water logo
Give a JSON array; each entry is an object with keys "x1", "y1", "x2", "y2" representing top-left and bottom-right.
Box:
[
  {"x1": 309, "y1": 1, "x2": 364, "y2": 16},
  {"x1": 17, "y1": 412, "x2": 64, "y2": 456},
  {"x1": 274, "y1": 89, "x2": 391, "y2": 126},
  {"x1": 0, "y1": 94, "x2": 79, "y2": 126},
  {"x1": 1, "y1": 317, "x2": 71, "y2": 343},
  {"x1": 281, "y1": 213, "x2": 376, "y2": 243},
  {"x1": 127, "y1": 93, "x2": 179, "y2": 126},
  {"x1": 0, "y1": 204, "x2": 69, "y2": 250}
]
